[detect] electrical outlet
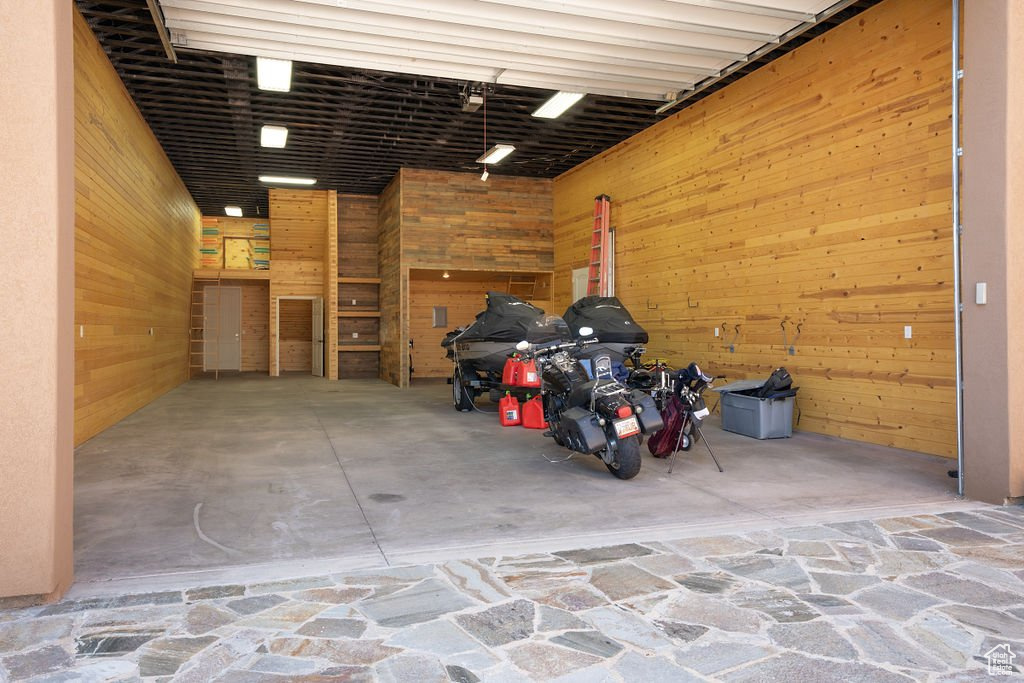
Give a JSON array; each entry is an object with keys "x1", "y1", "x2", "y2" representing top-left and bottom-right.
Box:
[
  {"x1": 352, "y1": 332, "x2": 358, "y2": 339},
  {"x1": 351, "y1": 299, "x2": 357, "y2": 306},
  {"x1": 904, "y1": 325, "x2": 913, "y2": 339},
  {"x1": 714, "y1": 327, "x2": 719, "y2": 337}
]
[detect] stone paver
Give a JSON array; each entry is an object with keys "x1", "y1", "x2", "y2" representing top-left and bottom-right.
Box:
[{"x1": 0, "y1": 506, "x2": 1021, "y2": 681}]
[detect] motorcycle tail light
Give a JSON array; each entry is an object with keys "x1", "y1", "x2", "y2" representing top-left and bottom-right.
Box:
[{"x1": 616, "y1": 405, "x2": 633, "y2": 418}]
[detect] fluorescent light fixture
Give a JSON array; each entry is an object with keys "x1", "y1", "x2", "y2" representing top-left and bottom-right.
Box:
[
  {"x1": 225, "y1": 206, "x2": 243, "y2": 217},
  {"x1": 532, "y1": 91, "x2": 584, "y2": 119},
  {"x1": 476, "y1": 144, "x2": 515, "y2": 165},
  {"x1": 256, "y1": 57, "x2": 292, "y2": 92},
  {"x1": 258, "y1": 175, "x2": 316, "y2": 185},
  {"x1": 261, "y1": 125, "x2": 288, "y2": 148},
  {"x1": 480, "y1": 169, "x2": 489, "y2": 182}
]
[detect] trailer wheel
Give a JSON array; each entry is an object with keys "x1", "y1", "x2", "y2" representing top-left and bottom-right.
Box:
[{"x1": 453, "y1": 366, "x2": 475, "y2": 412}]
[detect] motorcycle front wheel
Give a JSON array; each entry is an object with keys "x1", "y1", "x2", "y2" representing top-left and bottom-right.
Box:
[{"x1": 606, "y1": 436, "x2": 642, "y2": 480}]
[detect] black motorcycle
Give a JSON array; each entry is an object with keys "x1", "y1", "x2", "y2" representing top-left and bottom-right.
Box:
[{"x1": 515, "y1": 328, "x2": 663, "y2": 480}]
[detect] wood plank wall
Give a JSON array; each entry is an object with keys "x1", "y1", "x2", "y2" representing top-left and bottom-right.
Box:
[
  {"x1": 268, "y1": 189, "x2": 329, "y2": 375},
  {"x1": 408, "y1": 277, "x2": 552, "y2": 379},
  {"x1": 325, "y1": 193, "x2": 339, "y2": 379},
  {"x1": 400, "y1": 169, "x2": 554, "y2": 271},
  {"x1": 73, "y1": 11, "x2": 200, "y2": 445},
  {"x1": 239, "y1": 281, "x2": 269, "y2": 372},
  {"x1": 552, "y1": 0, "x2": 955, "y2": 457},
  {"x1": 379, "y1": 169, "x2": 555, "y2": 387},
  {"x1": 339, "y1": 195, "x2": 380, "y2": 277},
  {"x1": 339, "y1": 194, "x2": 381, "y2": 379},
  {"x1": 378, "y1": 175, "x2": 404, "y2": 386}
]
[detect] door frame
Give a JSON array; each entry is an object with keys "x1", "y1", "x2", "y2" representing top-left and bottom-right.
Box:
[
  {"x1": 274, "y1": 295, "x2": 324, "y2": 376},
  {"x1": 203, "y1": 285, "x2": 242, "y2": 372}
]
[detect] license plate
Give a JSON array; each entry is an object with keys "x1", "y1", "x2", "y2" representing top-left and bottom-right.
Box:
[
  {"x1": 694, "y1": 407, "x2": 710, "y2": 419},
  {"x1": 613, "y1": 416, "x2": 640, "y2": 438}
]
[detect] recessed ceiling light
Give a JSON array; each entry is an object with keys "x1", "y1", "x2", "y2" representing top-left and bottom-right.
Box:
[
  {"x1": 225, "y1": 206, "x2": 243, "y2": 217},
  {"x1": 476, "y1": 144, "x2": 516, "y2": 165},
  {"x1": 256, "y1": 57, "x2": 292, "y2": 92},
  {"x1": 261, "y1": 125, "x2": 288, "y2": 148},
  {"x1": 532, "y1": 91, "x2": 584, "y2": 119},
  {"x1": 259, "y1": 175, "x2": 316, "y2": 185}
]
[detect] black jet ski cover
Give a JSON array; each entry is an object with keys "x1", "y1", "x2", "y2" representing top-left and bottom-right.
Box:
[
  {"x1": 563, "y1": 296, "x2": 649, "y2": 344},
  {"x1": 441, "y1": 292, "x2": 570, "y2": 346}
]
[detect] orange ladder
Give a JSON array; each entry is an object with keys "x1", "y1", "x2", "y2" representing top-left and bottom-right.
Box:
[{"x1": 587, "y1": 194, "x2": 611, "y2": 296}]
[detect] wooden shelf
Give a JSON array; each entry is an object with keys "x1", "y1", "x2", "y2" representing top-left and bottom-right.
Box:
[
  {"x1": 338, "y1": 344, "x2": 382, "y2": 352},
  {"x1": 338, "y1": 311, "x2": 381, "y2": 318},
  {"x1": 193, "y1": 268, "x2": 271, "y2": 281},
  {"x1": 338, "y1": 276, "x2": 381, "y2": 284}
]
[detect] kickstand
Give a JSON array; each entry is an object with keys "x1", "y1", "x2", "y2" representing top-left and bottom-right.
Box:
[{"x1": 694, "y1": 423, "x2": 724, "y2": 472}]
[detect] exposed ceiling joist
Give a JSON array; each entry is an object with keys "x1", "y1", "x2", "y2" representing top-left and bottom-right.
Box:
[{"x1": 77, "y1": 0, "x2": 878, "y2": 216}]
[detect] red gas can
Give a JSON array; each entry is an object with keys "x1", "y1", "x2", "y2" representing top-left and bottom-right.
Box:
[
  {"x1": 522, "y1": 394, "x2": 547, "y2": 429},
  {"x1": 518, "y1": 358, "x2": 541, "y2": 388},
  {"x1": 498, "y1": 393, "x2": 521, "y2": 426},
  {"x1": 502, "y1": 356, "x2": 521, "y2": 386}
]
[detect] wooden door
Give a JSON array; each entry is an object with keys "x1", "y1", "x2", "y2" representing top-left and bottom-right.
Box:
[
  {"x1": 312, "y1": 297, "x2": 324, "y2": 377},
  {"x1": 204, "y1": 286, "x2": 241, "y2": 370}
]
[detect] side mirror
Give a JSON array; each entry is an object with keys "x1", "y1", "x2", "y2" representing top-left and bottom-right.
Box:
[
  {"x1": 515, "y1": 341, "x2": 530, "y2": 352},
  {"x1": 578, "y1": 326, "x2": 594, "y2": 337}
]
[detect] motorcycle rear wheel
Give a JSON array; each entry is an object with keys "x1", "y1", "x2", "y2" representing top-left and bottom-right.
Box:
[{"x1": 606, "y1": 436, "x2": 642, "y2": 480}]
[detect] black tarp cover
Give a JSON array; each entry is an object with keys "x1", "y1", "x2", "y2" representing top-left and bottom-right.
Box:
[
  {"x1": 563, "y1": 296, "x2": 649, "y2": 344},
  {"x1": 442, "y1": 292, "x2": 570, "y2": 346}
]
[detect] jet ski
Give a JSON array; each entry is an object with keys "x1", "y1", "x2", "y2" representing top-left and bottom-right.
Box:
[
  {"x1": 443, "y1": 292, "x2": 570, "y2": 378},
  {"x1": 562, "y1": 295, "x2": 649, "y2": 364}
]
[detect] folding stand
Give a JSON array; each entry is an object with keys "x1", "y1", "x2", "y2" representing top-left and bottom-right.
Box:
[{"x1": 667, "y1": 420, "x2": 724, "y2": 474}]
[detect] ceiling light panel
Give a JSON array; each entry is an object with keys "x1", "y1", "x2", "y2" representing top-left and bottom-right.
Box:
[
  {"x1": 258, "y1": 175, "x2": 316, "y2": 185},
  {"x1": 533, "y1": 91, "x2": 584, "y2": 119},
  {"x1": 477, "y1": 144, "x2": 516, "y2": 165},
  {"x1": 225, "y1": 206, "x2": 243, "y2": 217},
  {"x1": 261, "y1": 125, "x2": 288, "y2": 148},
  {"x1": 256, "y1": 56, "x2": 292, "y2": 91}
]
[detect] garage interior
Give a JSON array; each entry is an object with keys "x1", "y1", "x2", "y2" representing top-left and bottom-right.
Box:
[{"x1": 2, "y1": 0, "x2": 1023, "y2": 604}]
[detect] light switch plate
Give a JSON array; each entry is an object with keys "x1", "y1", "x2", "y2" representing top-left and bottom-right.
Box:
[
  {"x1": 904, "y1": 325, "x2": 912, "y2": 339},
  {"x1": 714, "y1": 327, "x2": 719, "y2": 337},
  {"x1": 976, "y1": 282, "x2": 988, "y2": 305}
]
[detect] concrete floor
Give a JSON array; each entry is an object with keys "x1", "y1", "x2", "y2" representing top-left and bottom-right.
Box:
[{"x1": 73, "y1": 375, "x2": 960, "y2": 588}]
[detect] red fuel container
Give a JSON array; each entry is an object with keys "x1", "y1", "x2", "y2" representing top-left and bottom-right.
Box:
[
  {"x1": 522, "y1": 395, "x2": 547, "y2": 429},
  {"x1": 502, "y1": 356, "x2": 521, "y2": 385},
  {"x1": 518, "y1": 359, "x2": 541, "y2": 388},
  {"x1": 499, "y1": 393, "x2": 521, "y2": 426}
]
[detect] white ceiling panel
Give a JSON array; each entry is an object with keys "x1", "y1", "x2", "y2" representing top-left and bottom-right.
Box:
[{"x1": 159, "y1": 0, "x2": 853, "y2": 100}]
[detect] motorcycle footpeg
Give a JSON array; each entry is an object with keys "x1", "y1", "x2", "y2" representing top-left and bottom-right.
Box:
[{"x1": 541, "y1": 430, "x2": 556, "y2": 438}]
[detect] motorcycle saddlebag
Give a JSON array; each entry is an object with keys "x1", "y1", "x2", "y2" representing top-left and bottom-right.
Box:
[
  {"x1": 628, "y1": 389, "x2": 664, "y2": 434},
  {"x1": 559, "y1": 406, "x2": 607, "y2": 453}
]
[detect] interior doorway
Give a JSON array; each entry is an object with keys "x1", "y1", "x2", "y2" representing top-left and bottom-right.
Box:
[
  {"x1": 203, "y1": 286, "x2": 241, "y2": 371},
  {"x1": 276, "y1": 296, "x2": 324, "y2": 377}
]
